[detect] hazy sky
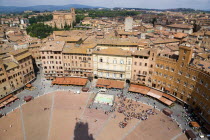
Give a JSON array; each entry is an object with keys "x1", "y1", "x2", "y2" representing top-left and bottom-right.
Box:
[{"x1": 0, "y1": 0, "x2": 210, "y2": 10}]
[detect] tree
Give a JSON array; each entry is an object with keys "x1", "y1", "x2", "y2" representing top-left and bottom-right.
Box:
[
  {"x1": 26, "y1": 23, "x2": 53, "y2": 39},
  {"x1": 151, "y1": 18, "x2": 157, "y2": 27},
  {"x1": 29, "y1": 14, "x2": 53, "y2": 24}
]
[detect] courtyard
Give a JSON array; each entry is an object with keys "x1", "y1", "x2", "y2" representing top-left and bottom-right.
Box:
[
  {"x1": 0, "y1": 71, "x2": 206, "y2": 140},
  {"x1": 0, "y1": 90, "x2": 188, "y2": 140}
]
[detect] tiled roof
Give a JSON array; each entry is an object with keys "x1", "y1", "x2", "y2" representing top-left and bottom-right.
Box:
[
  {"x1": 3, "y1": 61, "x2": 18, "y2": 71},
  {"x1": 167, "y1": 24, "x2": 193, "y2": 29},
  {"x1": 40, "y1": 41, "x2": 65, "y2": 51},
  {"x1": 93, "y1": 48, "x2": 132, "y2": 56},
  {"x1": 9, "y1": 48, "x2": 28, "y2": 56},
  {"x1": 15, "y1": 52, "x2": 31, "y2": 61},
  {"x1": 132, "y1": 50, "x2": 150, "y2": 57}
]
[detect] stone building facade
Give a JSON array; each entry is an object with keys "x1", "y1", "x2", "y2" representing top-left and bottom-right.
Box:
[
  {"x1": 0, "y1": 49, "x2": 35, "y2": 100},
  {"x1": 45, "y1": 8, "x2": 76, "y2": 29},
  {"x1": 152, "y1": 46, "x2": 210, "y2": 124},
  {"x1": 93, "y1": 48, "x2": 132, "y2": 81},
  {"x1": 131, "y1": 49, "x2": 158, "y2": 87},
  {"x1": 40, "y1": 41, "x2": 65, "y2": 79}
]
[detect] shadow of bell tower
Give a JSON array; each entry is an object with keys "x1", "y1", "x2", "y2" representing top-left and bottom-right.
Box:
[{"x1": 74, "y1": 121, "x2": 94, "y2": 140}]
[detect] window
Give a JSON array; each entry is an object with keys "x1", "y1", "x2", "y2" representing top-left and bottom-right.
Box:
[
  {"x1": 120, "y1": 74, "x2": 123, "y2": 78},
  {"x1": 182, "y1": 56, "x2": 185, "y2": 60},
  {"x1": 120, "y1": 60, "x2": 124, "y2": 64},
  {"x1": 106, "y1": 73, "x2": 109, "y2": 77},
  {"x1": 113, "y1": 73, "x2": 116, "y2": 78},
  {"x1": 150, "y1": 64, "x2": 153, "y2": 68},
  {"x1": 192, "y1": 76, "x2": 196, "y2": 81},
  {"x1": 139, "y1": 62, "x2": 142, "y2": 66},
  {"x1": 113, "y1": 60, "x2": 117, "y2": 64},
  {"x1": 190, "y1": 84, "x2": 194, "y2": 89},
  {"x1": 100, "y1": 58, "x2": 103, "y2": 62},
  {"x1": 178, "y1": 71, "x2": 182, "y2": 75},
  {"x1": 186, "y1": 74, "x2": 190, "y2": 78},
  {"x1": 181, "y1": 62, "x2": 184, "y2": 67},
  {"x1": 134, "y1": 62, "x2": 137, "y2": 65},
  {"x1": 145, "y1": 63, "x2": 147, "y2": 66},
  {"x1": 156, "y1": 64, "x2": 159, "y2": 68},
  {"x1": 171, "y1": 68, "x2": 174, "y2": 72}
]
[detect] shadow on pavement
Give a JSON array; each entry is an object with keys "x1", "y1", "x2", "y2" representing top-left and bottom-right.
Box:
[{"x1": 74, "y1": 121, "x2": 94, "y2": 140}]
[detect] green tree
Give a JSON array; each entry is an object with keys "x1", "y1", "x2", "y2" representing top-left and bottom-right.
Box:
[
  {"x1": 29, "y1": 14, "x2": 53, "y2": 24},
  {"x1": 26, "y1": 23, "x2": 53, "y2": 39}
]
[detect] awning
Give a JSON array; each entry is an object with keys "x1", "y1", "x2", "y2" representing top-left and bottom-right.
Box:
[
  {"x1": 0, "y1": 94, "x2": 13, "y2": 104},
  {"x1": 190, "y1": 121, "x2": 200, "y2": 128},
  {"x1": 0, "y1": 96, "x2": 18, "y2": 108},
  {"x1": 162, "y1": 93, "x2": 176, "y2": 102},
  {"x1": 129, "y1": 84, "x2": 150, "y2": 95},
  {"x1": 52, "y1": 77, "x2": 88, "y2": 86},
  {"x1": 147, "y1": 89, "x2": 163, "y2": 99},
  {"x1": 158, "y1": 97, "x2": 173, "y2": 106},
  {"x1": 26, "y1": 84, "x2": 32, "y2": 88},
  {"x1": 96, "y1": 79, "x2": 124, "y2": 89}
]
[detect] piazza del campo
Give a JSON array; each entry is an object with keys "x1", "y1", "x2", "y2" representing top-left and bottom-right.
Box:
[{"x1": 0, "y1": 1, "x2": 210, "y2": 140}]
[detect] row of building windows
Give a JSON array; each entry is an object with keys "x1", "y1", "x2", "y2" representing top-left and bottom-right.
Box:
[
  {"x1": 99, "y1": 58, "x2": 131, "y2": 65},
  {"x1": 134, "y1": 62, "x2": 150, "y2": 67},
  {"x1": 0, "y1": 78, "x2": 7, "y2": 84},
  {"x1": 43, "y1": 61, "x2": 62, "y2": 65},
  {"x1": 8, "y1": 72, "x2": 22, "y2": 80},
  {"x1": 98, "y1": 72, "x2": 124, "y2": 79},
  {"x1": 44, "y1": 66, "x2": 63, "y2": 70},
  {"x1": 42, "y1": 51, "x2": 61, "y2": 55}
]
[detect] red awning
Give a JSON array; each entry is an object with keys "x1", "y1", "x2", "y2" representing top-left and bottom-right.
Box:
[
  {"x1": 26, "y1": 84, "x2": 32, "y2": 88},
  {"x1": 96, "y1": 79, "x2": 124, "y2": 89},
  {"x1": 52, "y1": 77, "x2": 88, "y2": 86},
  {"x1": 158, "y1": 97, "x2": 173, "y2": 106},
  {"x1": 129, "y1": 84, "x2": 150, "y2": 95},
  {"x1": 162, "y1": 93, "x2": 176, "y2": 102},
  {"x1": 0, "y1": 94, "x2": 13, "y2": 104}
]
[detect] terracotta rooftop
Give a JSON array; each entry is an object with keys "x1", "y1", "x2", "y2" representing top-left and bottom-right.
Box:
[
  {"x1": 14, "y1": 52, "x2": 32, "y2": 61},
  {"x1": 54, "y1": 36, "x2": 82, "y2": 42},
  {"x1": 40, "y1": 41, "x2": 65, "y2": 52},
  {"x1": 93, "y1": 48, "x2": 132, "y2": 56},
  {"x1": 3, "y1": 61, "x2": 19, "y2": 71},
  {"x1": 167, "y1": 24, "x2": 193, "y2": 29},
  {"x1": 152, "y1": 38, "x2": 180, "y2": 44},
  {"x1": 132, "y1": 50, "x2": 150, "y2": 57},
  {"x1": 174, "y1": 33, "x2": 188, "y2": 39},
  {"x1": 63, "y1": 46, "x2": 88, "y2": 54},
  {"x1": 9, "y1": 48, "x2": 28, "y2": 56}
]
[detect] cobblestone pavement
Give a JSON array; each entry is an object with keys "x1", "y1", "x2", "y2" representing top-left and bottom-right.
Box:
[{"x1": 0, "y1": 68, "x2": 207, "y2": 140}]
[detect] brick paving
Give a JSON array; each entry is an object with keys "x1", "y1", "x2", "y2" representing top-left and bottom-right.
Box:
[{"x1": 0, "y1": 91, "x2": 190, "y2": 140}]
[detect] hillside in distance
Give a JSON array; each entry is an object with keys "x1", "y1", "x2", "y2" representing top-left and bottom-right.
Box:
[{"x1": 0, "y1": 4, "x2": 105, "y2": 13}]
